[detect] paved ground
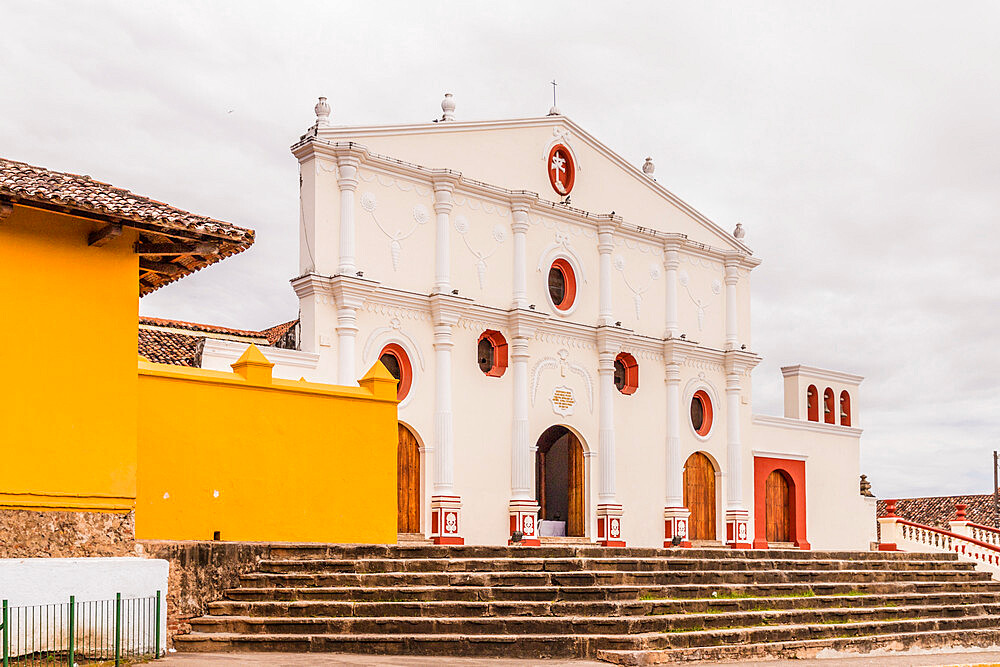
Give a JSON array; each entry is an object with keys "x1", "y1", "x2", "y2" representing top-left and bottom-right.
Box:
[{"x1": 159, "y1": 650, "x2": 1000, "y2": 666}]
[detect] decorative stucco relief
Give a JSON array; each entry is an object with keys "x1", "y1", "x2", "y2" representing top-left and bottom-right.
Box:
[
  {"x1": 358, "y1": 171, "x2": 433, "y2": 196},
  {"x1": 536, "y1": 232, "x2": 589, "y2": 282},
  {"x1": 362, "y1": 318, "x2": 426, "y2": 371},
  {"x1": 528, "y1": 215, "x2": 598, "y2": 239},
  {"x1": 453, "y1": 195, "x2": 510, "y2": 218},
  {"x1": 533, "y1": 330, "x2": 597, "y2": 350},
  {"x1": 454, "y1": 215, "x2": 507, "y2": 290},
  {"x1": 363, "y1": 301, "x2": 431, "y2": 322},
  {"x1": 530, "y1": 349, "x2": 594, "y2": 414},
  {"x1": 359, "y1": 192, "x2": 430, "y2": 271},
  {"x1": 614, "y1": 254, "x2": 660, "y2": 319},
  {"x1": 317, "y1": 159, "x2": 338, "y2": 174},
  {"x1": 678, "y1": 270, "x2": 720, "y2": 332},
  {"x1": 616, "y1": 236, "x2": 664, "y2": 258}
]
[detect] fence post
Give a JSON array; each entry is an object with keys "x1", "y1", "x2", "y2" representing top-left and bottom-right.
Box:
[
  {"x1": 2, "y1": 598, "x2": 7, "y2": 667},
  {"x1": 114, "y1": 592, "x2": 121, "y2": 667},
  {"x1": 68, "y1": 595, "x2": 75, "y2": 666},
  {"x1": 154, "y1": 590, "x2": 161, "y2": 658}
]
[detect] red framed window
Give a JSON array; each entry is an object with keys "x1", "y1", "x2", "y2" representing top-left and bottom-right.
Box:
[
  {"x1": 379, "y1": 343, "x2": 412, "y2": 401},
  {"x1": 477, "y1": 330, "x2": 508, "y2": 377},
  {"x1": 613, "y1": 352, "x2": 638, "y2": 395},
  {"x1": 690, "y1": 390, "x2": 713, "y2": 437},
  {"x1": 547, "y1": 258, "x2": 577, "y2": 311},
  {"x1": 806, "y1": 385, "x2": 818, "y2": 422},
  {"x1": 823, "y1": 387, "x2": 835, "y2": 424},
  {"x1": 840, "y1": 390, "x2": 852, "y2": 427}
]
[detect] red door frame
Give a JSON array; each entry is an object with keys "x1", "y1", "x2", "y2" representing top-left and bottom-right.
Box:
[{"x1": 752, "y1": 457, "x2": 810, "y2": 550}]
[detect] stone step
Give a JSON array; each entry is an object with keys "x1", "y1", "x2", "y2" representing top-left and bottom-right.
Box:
[
  {"x1": 265, "y1": 544, "x2": 962, "y2": 561},
  {"x1": 188, "y1": 602, "x2": 1000, "y2": 635},
  {"x1": 597, "y1": 627, "x2": 1000, "y2": 664},
  {"x1": 207, "y1": 590, "x2": 1000, "y2": 618},
  {"x1": 237, "y1": 567, "x2": 992, "y2": 589},
  {"x1": 223, "y1": 579, "x2": 1000, "y2": 603},
  {"x1": 255, "y1": 555, "x2": 976, "y2": 574},
  {"x1": 172, "y1": 616, "x2": 1000, "y2": 658}
]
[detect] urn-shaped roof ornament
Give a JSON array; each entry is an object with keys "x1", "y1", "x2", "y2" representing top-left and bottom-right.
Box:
[
  {"x1": 642, "y1": 157, "x2": 655, "y2": 176},
  {"x1": 733, "y1": 222, "x2": 746, "y2": 240},
  {"x1": 441, "y1": 93, "x2": 456, "y2": 121},
  {"x1": 314, "y1": 96, "x2": 331, "y2": 127}
]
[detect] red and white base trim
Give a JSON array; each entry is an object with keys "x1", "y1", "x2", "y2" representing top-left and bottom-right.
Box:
[
  {"x1": 430, "y1": 495, "x2": 463, "y2": 545},
  {"x1": 663, "y1": 506, "x2": 691, "y2": 548},
  {"x1": 725, "y1": 508, "x2": 751, "y2": 549},
  {"x1": 508, "y1": 499, "x2": 541, "y2": 546},
  {"x1": 596, "y1": 503, "x2": 625, "y2": 547}
]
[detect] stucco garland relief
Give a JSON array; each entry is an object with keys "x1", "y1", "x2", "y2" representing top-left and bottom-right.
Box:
[
  {"x1": 358, "y1": 170, "x2": 433, "y2": 196},
  {"x1": 683, "y1": 357, "x2": 725, "y2": 373},
  {"x1": 454, "y1": 215, "x2": 507, "y2": 290},
  {"x1": 544, "y1": 128, "x2": 583, "y2": 172},
  {"x1": 616, "y1": 236, "x2": 664, "y2": 258},
  {"x1": 530, "y1": 349, "x2": 594, "y2": 415},
  {"x1": 452, "y1": 195, "x2": 510, "y2": 218},
  {"x1": 677, "y1": 270, "x2": 720, "y2": 331},
  {"x1": 614, "y1": 254, "x2": 661, "y2": 319},
  {"x1": 363, "y1": 302, "x2": 430, "y2": 322},
  {"x1": 529, "y1": 215, "x2": 598, "y2": 239},
  {"x1": 533, "y1": 330, "x2": 596, "y2": 350},
  {"x1": 536, "y1": 232, "x2": 589, "y2": 282},
  {"x1": 680, "y1": 253, "x2": 723, "y2": 271},
  {"x1": 317, "y1": 160, "x2": 338, "y2": 174},
  {"x1": 359, "y1": 191, "x2": 430, "y2": 271},
  {"x1": 456, "y1": 317, "x2": 507, "y2": 335},
  {"x1": 362, "y1": 318, "x2": 427, "y2": 372}
]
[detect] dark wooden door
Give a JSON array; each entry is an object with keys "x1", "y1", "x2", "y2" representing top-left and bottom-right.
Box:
[
  {"x1": 683, "y1": 452, "x2": 716, "y2": 540},
  {"x1": 567, "y1": 433, "x2": 585, "y2": 537},
  {"x1": 397, "y1": 423, "x2": 420, "y2": 533},
  {"x1": 765, "y1": 470, "x2": 790, "y2": 543}
]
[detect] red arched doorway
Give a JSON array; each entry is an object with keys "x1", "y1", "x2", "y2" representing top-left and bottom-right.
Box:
[
  {"x1": 397, "y1": 423, "x2": 420, "y2": 534},
  {"x1": 683, "y1": 452, "x2": 717, "y2": 541},
  {"x1": 535, "y1": 426, "x2": 585, "y2": 537},
  {"x1": 752, "y1": 456, "x2": 810, "y2": 549}
]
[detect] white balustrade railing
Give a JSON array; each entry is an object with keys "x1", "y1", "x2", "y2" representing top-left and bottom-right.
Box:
[{"x1": 879, "y1": 513, "x2": 1000, "y2": 580}]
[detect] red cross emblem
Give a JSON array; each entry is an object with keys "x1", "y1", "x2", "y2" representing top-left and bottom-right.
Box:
[{"x1": 547, "y1": 144, "x2": 575, "y2": 196}]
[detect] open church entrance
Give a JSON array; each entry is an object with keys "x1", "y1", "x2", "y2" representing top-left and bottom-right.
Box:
[
  {"x1": 535, "y1": 426, "x2": 585, "y2": 538},
  {"x1": 397, "y1": 423, "x2": 420, "y2": 534}
]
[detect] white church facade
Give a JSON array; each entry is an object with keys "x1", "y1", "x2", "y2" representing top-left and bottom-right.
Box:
[{"x1": 211, "y1": 95, "x2": 877, "y2": 550}]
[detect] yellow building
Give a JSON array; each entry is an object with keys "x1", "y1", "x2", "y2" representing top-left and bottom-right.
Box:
[{"x1": 0, "y1": 156, "x2": 397, "y2": 548}]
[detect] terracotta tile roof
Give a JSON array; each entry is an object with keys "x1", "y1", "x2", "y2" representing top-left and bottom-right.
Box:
[
  {"x1": 138, "y1": 328, "x2": 204, "y2": 367},
  {"x1": 0, "y1": 156, "x2": 254, "y2": 295},
  {"x1": 138, "y1": 316, "x2": 299, "y2": 366},
  {"x1": 877, "y1": 494, "x2": 1000, "y2": 529}
]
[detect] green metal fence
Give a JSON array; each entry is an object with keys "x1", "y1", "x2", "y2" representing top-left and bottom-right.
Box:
[{"x1": 0, "y1": 591, "x2": 161, "y2": 666}]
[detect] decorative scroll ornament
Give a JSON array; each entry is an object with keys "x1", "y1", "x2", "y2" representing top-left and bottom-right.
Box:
[
  {"x1": 359, "y1": 191, "x2": 429, "y2": 270},
  {"x1": 454, "y1": 215, "x2": 506, "y2": 290},
  {"x1": 678, "y1": 270, "x2": 719, "y2": 331},
  {"x1": 614, "y1": 254, "x2": 661, "y2": 319},
  {"x1": 530, "y1": 349, "x2": 594, "y2": 414}
]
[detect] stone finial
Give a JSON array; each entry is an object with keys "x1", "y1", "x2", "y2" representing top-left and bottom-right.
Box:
[
  {"x1": 314, "y1": 96, "x2": 331, "y2": 127},
  {"x1": 231, "y1": 344, "x2": 275, "y2": 385},
  {"x1": 955, "y1": 503, "x2": 968, "y2": 521},
  {"x1": 733, "y1": 222, "x2": 746, "y2": 240},
  {"x1": 642, "y1": 157, "x2": 655, "y2": 176},
  {"x1": 860, "y1": 474, "x2": 873, "y2": 497},
  {"x1": 884, "y1": 499, "x2": 897, "y2": 518},
  {"x1": 441, "y1": 93, "x2": 456, "y2": 121},
  {"x1": 548, "y1": 104, "x2": 561, "y2": 116}
]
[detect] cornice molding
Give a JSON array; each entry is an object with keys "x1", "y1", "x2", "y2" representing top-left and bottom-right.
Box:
[
  {"x1": 202, "y1": 338, "x2": 321, "y2": 369},
  {"x1": 753, "y1": 414, "x2": 863, "y2": 438},
  {"x1": 781, "y1": 364, "x2": 864, "y2": 385}
]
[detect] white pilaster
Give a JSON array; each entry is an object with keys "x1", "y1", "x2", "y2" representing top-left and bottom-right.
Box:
[
  {"x1": 509, "y1": 195, "x2": 535, "y2": 310},
  {"x1": 724, "y1": 355, "x2": 751, "y2": 548},
  {"x1": 432, "y1": 174, "x2": 458, "y2": 294},
  {"x1": 429, "y1": 294, "x2": 470, "y2": 545},
  {"x1": 598, "y1": 220, "x2": 615, "y2": 327},
  {"x1": 336, "y1": 155, "x2": 360, "y2": 276},
  {"x1": 596, "y1": 326, "x2": 629, "y2": 547},
  {"x1": 724, "y1": 254, "x2": 740, "y2": 351},
  {"x1": 664, "y1": 241, "x2": 681, "y2": 338},
  {"x1": 327, "y1": 275, "x2": 379, "y2": 387},
  {"x1": 662, "y1": 346, "x2": 690, "y2": 547}
]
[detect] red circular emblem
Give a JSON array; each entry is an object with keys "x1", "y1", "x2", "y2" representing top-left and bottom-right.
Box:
[{"x1": 547, "y1": 144, "x2": 575, "y2": 196}]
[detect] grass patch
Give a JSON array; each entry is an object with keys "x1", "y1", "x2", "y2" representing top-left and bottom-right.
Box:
[
  {"x1": 662, "y1": 625, "x2": 705, "y2": 633},
  {"x1": 843, "y1": 590, "x2": 871, "y2": 597}
]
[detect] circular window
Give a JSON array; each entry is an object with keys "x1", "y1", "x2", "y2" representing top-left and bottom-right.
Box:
[
  {"x1": 613, "y1": 352, "x2": 638, "y2": 395},
  {"x1": 378, "y1": 343, "x2": 412, "y2": 401},
  {"x1": 477, "y1": 330, "x2": 508, "y2": 377},
  {"x1": 547, "y1": 258, "x2": 577, "y2": 312},
  {"x1": 690, "y1": 390, "x2": 713, "y2": 437}
]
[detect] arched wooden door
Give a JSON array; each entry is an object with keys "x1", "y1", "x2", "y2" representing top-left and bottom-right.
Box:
[
  {"x1": 765, "y1": 470, "x2": 791, "y2": 543},
  {"x1": 566, "y1": 432, "x2": 585, "y2": 537},
  {"x1": 683, "y1": 452, "x2": 716, "y2": 540},
  {"x1": 397, "y1": 423, "x2": 420, "y2": 533},
  {"x1": 535, "y1": 426, "x2": 586, "y2": 538}
]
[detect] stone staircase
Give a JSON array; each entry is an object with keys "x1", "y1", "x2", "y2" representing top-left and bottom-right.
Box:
[{"x1": 174, "y1": 545, "x2": 1000, "y2": 663}]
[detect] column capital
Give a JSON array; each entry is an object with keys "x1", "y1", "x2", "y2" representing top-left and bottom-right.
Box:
[
  {"x1": 596, "y1": 324, "x2": 633, "y2": 355},
  {"x1": 335, "y1": 153, "x2": 362, "y2": 191},
  {"x1": 724, "y1": 252, "x2": 743, "y2": 284},
  {"x1": 596, "y1": 216, "x2": 619, "y2": 237},
  {"x1": 724, "y1": 349, "x2": 761, "y2": 376},
  {"x1": 507, "y1": 307, "x2": 550, "y2": 339},
  {"x1": 328, "y1": 274, "x2": 380, "y2": 310},
  {"x1": 664, "y1": 362, "x2": 682, "y2": 384},
  {"x1": 429, "y1": 292, "x2": 472, "y2": 326}
]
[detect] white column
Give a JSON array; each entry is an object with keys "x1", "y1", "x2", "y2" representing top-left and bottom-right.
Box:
[
  {"x1": 598, "y1": 222, "x2": 614, "y2": 326},
  {"x1": 510, "y1": 338, "x2": 532, "y2": 500},
  {"x1": 433, "y1": 179, "x2": 455, "y2": 294},
  {"x1": 335, "y1": 307, "x2": 358, "y2": 385},
  {"x1": 725, "y1": 372, "x2": 743, "y2": 511},
  {"x1": 598, "y1": 352, "x2": 617, "y2": 503},
  {"x1": 724, "y1": 256, "x2": 739, "y2": 350},
  {"x1": 336, "y1": 156, "x2": 359, "y2": 276},
  {"x1": 510, "y1": 202, "x2": 530, "y2": 309},
  {"x1": 433, "y1": 323, "x2": 454, "y2": 496},
  {"x1": 665, "y1": 363, "x2": 683, "y2": 507},
  {"x1": 664, "y1": 243, "x2": 680, "y2": 338}
]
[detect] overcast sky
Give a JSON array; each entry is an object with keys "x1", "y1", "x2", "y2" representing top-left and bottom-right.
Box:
[{"x1": 4, "y1": 1, "x2": 999, "y2": 499}]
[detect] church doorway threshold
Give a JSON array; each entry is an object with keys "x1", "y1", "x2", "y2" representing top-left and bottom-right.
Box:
[{"x1": 535, "y1": 426, "x2": 586, "y2": 539}]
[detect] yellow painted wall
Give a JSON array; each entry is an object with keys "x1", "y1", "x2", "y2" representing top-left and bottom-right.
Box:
[
  {"x1": 0, "y1": 206, "x2": 138, "y2": 511},
  {"x1": 136, "y1": 347, "x2": 398, "y2": 544}
]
